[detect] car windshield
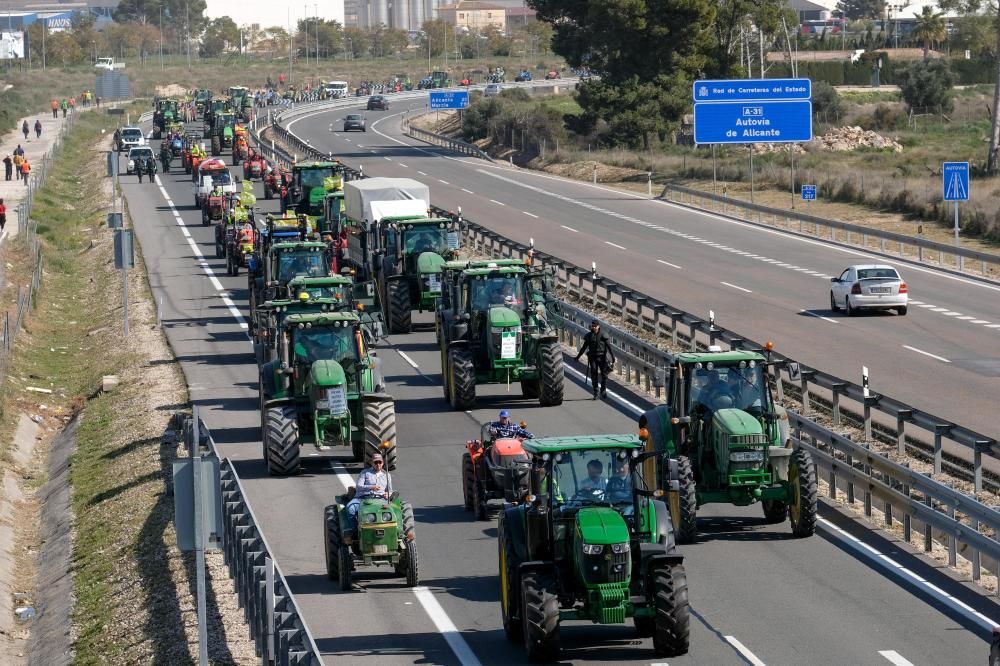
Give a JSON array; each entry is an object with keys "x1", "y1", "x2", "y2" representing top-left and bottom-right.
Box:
[
  {"x1": 278, "y1": 251, "x2": 328, "y2": 282},
  {"x1": 548, "y1": 449, "x2": 637, "y2": 508},
  {"x1": 402, "y1": 227, "x2": 448, "y2": 255},
  {"x1": 210, "y1": 172, "x2": 232, "y2": 186},
  {"x1": 469, "y1": 274, "x2": 525, "y2": 311},
  {"x1": 688, "y1": 363, "x2": 768, "y2": 413},
  {"x1": 122, "y1": 129, "x2": 142, "y2": 139},
  {"x1": 130, "y1": 149, "x2": 152, "y2": 159},
  {"x1": 857, "y1": 268, "x2": 899, "y2": 280},
  {"x1": 346, "y1": 114, "x2": 362, "y2": 121},
  {"x1": 291, "y1": 325, "x2": 359, "y2": 365}
]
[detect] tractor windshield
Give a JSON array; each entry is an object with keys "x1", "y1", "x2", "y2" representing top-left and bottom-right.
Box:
[
  {"x1": 687, "y1": 363, "x2": 767, "y2": 414},
  {"x1": 469, "y1": 274, "x2": 525, "y2": 312},
  {"x1": 278, "y1": 251, "x2": 328, "y2": 282},
  {"x1": 291, "y1": 325, "x2": 360, "y2": 365},
  {"x1": 292, "y1": 283, "x2": 350, "y2": 303},
  {"x1": 548, "y1": 449, "x2": 636, "y2": 509},
  {"x1": 210, "y1": 172, "x2": 232, "y2": 186},
  {"x1": 402, "y1": 227, "x2": 448, "y2": 255},
  {"x1": 297, "y1": 168, "x2": 334, "y2": 190}
]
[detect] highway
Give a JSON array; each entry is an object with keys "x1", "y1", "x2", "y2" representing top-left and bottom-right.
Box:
[
  {"x1": 118, "y1": 116, "x2": 997, "y2": 665},
  {"x1": 283, "y1": 99, "x2": 1000, "y2": 444}
]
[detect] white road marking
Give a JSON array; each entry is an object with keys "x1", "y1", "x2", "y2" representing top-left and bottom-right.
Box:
[
  {"x1": 902, "y1": 345, "x2": 950, "y2": 363},
  {"x1": 930, "y1": 307, "x2": 949, "y2": 312},
  {"x1": 523, "y1": 211, "x2": 538, "y2": 218},
  {"x1": 461, "y1": 188, "x2": 473, "y2": 194},
  {"x1": 971, "y1": 319, "x2": 990, "y2": 324},
  {"x1": 986, "y1": 324, "x2": 1000, "y2": 329},
  {"x1": 417, "y1": 170, "x2": 427, "y2": 175},
  {"x1": 724, "y1": 636, "x2": 766, "y2": 666},
  {"x1": 489, "y1": 199, "x2": 505, "y2": 206},
  {"x1": 657, "y1": 259, "x2": 682, "y2": 269},
  {"x1": 917, "y1": 304, "x2": 936, "y2": 308},
  {"x1": 909, "y1": 300, "x2": 924, "y2": 305},
  {"x1": 562, "y1": 364, "x2": 645, "y2": 415},
  {"x1": 383, "y1": 156, "x2": 392, "y2": 161},
  {"x1": 560, "y1": 225, "x2": 578, "y2": 233},
  {"x1": 800, "y1": 309, "x2": 839, "y2": 324},
  {"x1": 398, "y1": 163, "x2": 408, "y2": 168},
  {"x1": 439, "y1": 179, "x2": 450, "y2": 185},
  {"x1": 878, "y1": 650, "x2": 916, "y2": 666},
  {"x1": 956, "y1": 315, "x2": 975, "y2": 320},
  {"x1": 720, "y1": 281, "x2": 752, "y2": 293},
  {"x1": 942, "y1": 311, "x2": 962, "y2": 316},
  {"x1": 605, "y1": 241, "x2": 626, "y2": 250},
  {"x1": 398, "y1": 350, "x2": 419, "y2": 369}
]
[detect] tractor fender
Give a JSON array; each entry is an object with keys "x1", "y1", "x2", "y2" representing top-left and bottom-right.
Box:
[
  {"x1": 446, "y1": 338, "x2": 471, "y2": 352},
  {"x1": 359, "y1": 391, "x2": 393, "y2": 403},
  {"x1": 518, "y1": 560, "x2": 558, "y2": 581},
  {"x1": 448, "y1": 322, "x2": 469, "y2": 343},
  {"x1": 646, "y1": 552, "x2": 684, "y2": 569},
  {"x1": 502, "y1": 505, "x2": 529, "y2": 563},
  {"x1": 260, "y1": 360, "x2": 278, "y2": 398},
  {"x1": 262, "y1": 396, "x2": 295, "y2": 410},
  {"x1": 651, "y1": 499, "x2": 676, "y2": 551}
]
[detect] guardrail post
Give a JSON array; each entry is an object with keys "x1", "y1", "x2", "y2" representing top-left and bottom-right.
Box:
[
  {"x1": 896, "y1": 410, "x2": 912, "y2": 456},
  {"x1": 974, "y1": 440, "x2": 993, "y2": 494},
  {"x1": 863, "y1": 448, "x2": 873, "y2": 517},
  {"x1": 947, "y1": 502, "x2": 958, "y2": 567},
  {"x1": 799, "y1": 369, "x2": 816, "y2": 416},
  {"x1": 932, "y1": 424, "x2": 951, "y2": 475},
  {"x1": 923, "y1": 492, "x2": 933, "y2": 552},
  {"x1": 688, "y1": 322, "x2": 698, "y2": 351},
  {"x1": 670, "y1": 313, "x2": 682, "y2": 347},
  {"x1": 863, "y1": 396, "x2": 877, "y2": 441},
  {"x1": 830, "y1": 382, "x2": 846, "y2": 427},
  {"x1": 970, "y1": 505, "x2": 981, "y2": 582},
  {"x1": 265, "y1": 556, "x2": 274, "y2": 664},
  {"x1": 846, "y1": 447, "x2": 855, "y2": 505},
  {"x1": 902, "y1": 472, "x2": 911, "y2": 543}
]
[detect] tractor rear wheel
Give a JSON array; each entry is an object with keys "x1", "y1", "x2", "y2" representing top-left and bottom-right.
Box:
[
  {"x1": 474, "y1": 480, "x2": 489, "y2": 521},
  {"x1": 522, "y1": 572, "x2": 560, "y2": 662},
  {"x1": 201, "y1": 208, "x2": 210, "y2": 226},
  {"x1": 363, "y1": 401, "x2": 398, "y2": 470},
  {"x1": 520, "y1": 379, "x2": 540, "y2": 399},
  {"x1": 324, "y1": 505, "x2": 341, "y2": 580},
  {"x1": 538, "y1": 342, "x2": 564, "y2": 406},
  {"x1": 762, "y1": 499, "x2": 788, "y2": 524},
  {"x1": 449, "y1": 347, "x2": 476, "y2": 410},
  {"x1": 498, "y1": 515, "x2": 523, "y2": 642},
  {"x1": 405, "y1": 540, "x2": 419, "y2": 587},
  {"x1": 215, "y1": 237, "x2": 224, "y2": 259},
  {"x1": 338, "y1": 544, "x2": 352, "y2": 591},
  {"x1": 462, "y1": 452, "x2": 474, "y2": 511},
  {"x1": 652, "y1": 563, "x2": 691, "y2": 657},
  {"x1": 789, "y1": 448, "x2": 818, "y2": 538},
  {"x1": 440, "y1": 345, "x2": 450, "y2": 401},
  {"x1": 386, "y1": 280, "x2": 412, "y2": 334},
  {"x1": 674, "y1": 456, "x2": 698, "y2": 544},
  {"x1": 264, "y1": 405, "x2": 301, "y2": 475},
  {"x1": 211, "y1": 135, "x2": 221, "y2": 156}
]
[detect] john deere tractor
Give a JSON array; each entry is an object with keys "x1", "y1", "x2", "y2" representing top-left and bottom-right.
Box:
[
  {"x1": 208, "y1": 112, "x2": 237, "y2": 156},
  {"x1": 281, "y1": 161, "x2": 344, "y2": 219},
  {"x1": 498, "y1": 435, "x2": 690, "y2": 661},
  {"x1": 152, "y1": 99, "x2": 179, "y2": 139},
  {"x1": 228, "y1": 86, "x2": 252, "y2": 121},
  {"x1": 638, "y1": 348, "x2": 818, "y2": 543},
  {"x1": 246, "y1": 215, "x2": 330, "y2": 318},
  {"x1": 194, "y1": 89, "x2": 212, "y2": 116},
  {"x1": 437, "y1": 261, "x2": 564, "y2": 409},
  {"x1": 258, "y1": 311, "x2": 397, "y2": 475}
]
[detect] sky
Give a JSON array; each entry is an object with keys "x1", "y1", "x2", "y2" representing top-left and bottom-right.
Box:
[{"x1": 205, "y1": 0, "x2": 345, "y2": 31}]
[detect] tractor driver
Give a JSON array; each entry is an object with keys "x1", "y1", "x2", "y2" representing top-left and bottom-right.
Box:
[
  {"x1": 605, "y1": 457, "x2": 632, "y2": 505},
  {"x1": 578, "y1": 459, "x2": 607, "y2": 492},
  {"x1": 293, "y1": 328, "x2": 355, "y2": 365},
  {"x1": 343, "y1": 452, "x2": 392, "y2": 543},
  {"x1": 698, "y1": 369, "x2": 734, "y2": 412},
  {"x1": 488, "y1": 409, "x2": 533, "y2": 439},
  {"x1": 238, "y1": 220, "x2": 256, "y2": 245}
]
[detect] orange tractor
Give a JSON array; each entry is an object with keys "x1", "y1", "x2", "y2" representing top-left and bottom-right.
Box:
[
  {"x1": 461, "y1": 422, "x2": 533, "y2": 521},
  {"x1": 232, "y1": 125, "x2": 250, "y2": 163}
]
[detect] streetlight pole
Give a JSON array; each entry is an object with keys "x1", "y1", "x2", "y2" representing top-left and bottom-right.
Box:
[
  {"x1": 159, "y1": 4, "x2": 163, "y2": 70},
  {"x1": 314, "y1": 4, "x2": 319, "y2": 65}
]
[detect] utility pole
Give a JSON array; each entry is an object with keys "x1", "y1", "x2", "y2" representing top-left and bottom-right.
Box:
[
  {"x1": 186, "y1": 1, "x2": 191, "y2": 69},
  {"x1": 159, "y1": 4, "x2": 163, "y2": 70}
]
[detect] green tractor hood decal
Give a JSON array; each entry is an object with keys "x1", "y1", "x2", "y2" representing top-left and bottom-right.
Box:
[
  {"x1": 575, "y1": 507, "x2": 630, "y2": 545},
  {"x1": 223, "y1": 126, "x2": 234, "y2": 139},
  {"x1": 309, "y1": 359, "x2": 347, "y2": 387},
  {"x1": 417, "y1": 252, "x2": 446, "y2": 275},
  {"x1": 488, "y1": 306, "x2": 521, "y2": 328},
  {"x1": 712, "y1": 408, "x2": 764, "y2": 435}
]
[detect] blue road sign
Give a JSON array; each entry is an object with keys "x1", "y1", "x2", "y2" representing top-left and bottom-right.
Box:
[
  {"x1": 693, "y1": 78, "x2": 812, "y2": 103},
  {"x1": 802, "y1": 185, "x2": 817, "y2": 201},
  {"x1": 429, "y1": 90, "x2": 469, "y2": 110},
  {"x1": 693, "y1": 101, "x2": 813, "y2": 145},
  {"x1": 942, "y1": 162, "x2": 969, "y2": 201}
]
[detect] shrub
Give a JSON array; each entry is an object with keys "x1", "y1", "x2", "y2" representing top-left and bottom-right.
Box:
[
  {"x1": 896, "y1": 59, "x2": 954, "y2": 113},
  {"x1": 812, "y1": 81, "x2": 842, "y2": 118}
]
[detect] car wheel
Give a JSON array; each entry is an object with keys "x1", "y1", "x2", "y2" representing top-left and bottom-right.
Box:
[
  {"x1": 845, "y1": 297, "x2": 855, "y2": 317},
  {"x1": 897, "y1": 306, "x2": 908, "y2": 316},
  {"x1": 829, "y1": 292, "x2": 840, "y2": 312}
]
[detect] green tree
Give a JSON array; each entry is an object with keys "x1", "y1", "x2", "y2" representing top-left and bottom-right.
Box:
[
  {"x1": 709, "y1": 0, "x2": 795, "y2": 78},
  {"x1": 200, "y1": 17, "x2": 239, "y2": 57},
  {"x1": 114, "y1": 0, "x2": 207, "y2": 33},
  {"x1": 896, "y1": 58, "x2": 954, "y2": 112},
  {"x1": 420, "y1": 19, "x2": 451, "y2": 58},
  {"x1": 951, "y1": 14, "x2": 997, "y2": 57},
  {"x1": 835, "y1": 0, "x2": 886, "y2": 20},
  {"x1": 912, "y1": 5, "x2": 947, "y2": 58},
  {"x1": 344, "y1": 27, "x2": 368, "y2": 58}
]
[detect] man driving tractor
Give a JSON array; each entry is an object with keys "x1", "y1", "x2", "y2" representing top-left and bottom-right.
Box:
[
  {"x1": 488, "y1": 409, "x2": 533, "y2": 439},
  {"x1": 343, "y1": 452, "x2": 392, "y2": 543}
]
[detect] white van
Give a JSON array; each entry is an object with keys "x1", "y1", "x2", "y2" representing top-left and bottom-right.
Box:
[{"x1": 324, "y1": 81, "x2": 349, "y2": 98}]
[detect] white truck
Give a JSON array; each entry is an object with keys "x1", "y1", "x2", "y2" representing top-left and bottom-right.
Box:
[
  {"x1": 193, "y1": 160, "x2": 238, "y2": 209},
  {"x1": 344, "y1": 177, "x2": 430, "y2": 224},
  {"x1": 95, "y1": 57, "x2": 125, "y2": 71},
  {"x1": 324, "y1": 80, "x2": 350, "y2": 99}
]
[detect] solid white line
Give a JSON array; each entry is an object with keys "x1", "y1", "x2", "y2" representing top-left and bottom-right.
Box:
[
  {"x1": 489, "y1": 199, "x2": 505, "y2": 206},
  {"x1": 383, "y1": 156, "x2": 392, "y2": 161},
  {"x1": 878, "y1": 650, "x2": 916, "y2": 666},
  {"x1": 799, "y1": 309, "x2": 839, "y2": 324},
  {"x1": 560, "y1": 225, "x2": 578, "y2": 233},
  {"x1": 398, "y1": 350, "x2": 419, "y2": 369},
  {"x1": 902, "y1": 345, "x2": 950, "y2": 363},
  {"x1": 413, "y1": 588, "x2": 483, "y2": 666},
  {"x1": 720, "y1": 281, "x2": 752, "y2": 293},
  {"x1": 657, "y1": 259, "x2": 682, "y2": 269},
  {"x1": 942, "y1": 311, "x2": 962, "y2": 316},
  {"x1": 398, "y1": 163, "x2": 408, "y2": 168},
  {"x1": 724, "y1": 636, "x2": 766, "y2": 666},
  {"x1": 563, "y1": 364, "x2": 644, "y2": 415},
  {"x1": 439, "y1": 179, "x2": 450, "y2": 185},
  {"x1": 605, "y1": 241, "x2": 626, "y2": 250},
  {"x1": 461, "y1": 188, "x2": 473, "y2": 194},
  {"x1": 417, "y1": 170, "x2": 427, "y2": 175},
  {"x1": 523, "y1": 211, "x2": 538, "y2": 218},
  {"x1": 986, "y1": 324, "x2": 1000, "y2": 329}
]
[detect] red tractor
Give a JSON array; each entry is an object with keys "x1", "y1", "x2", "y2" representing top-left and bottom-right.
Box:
[
  {"x1": 243, "y1": 152, "x2": 268, "y2": 181},
  {"x1": 202, "y1": 192, "x2": 226, "y2": 226},
  {"x1": 263, "y1": 167, "x2": 286, "y2": 200},
  {"x1": 461, "y1": 422, "x2": 532, "y2": 521}
]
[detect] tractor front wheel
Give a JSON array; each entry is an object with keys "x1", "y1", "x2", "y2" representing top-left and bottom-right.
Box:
[
  {"x1": 474, "y1": 480, "x2": 489, "y2": 521},
  {"x1": 462, "y1": 452, "x2": 474, "y2": 512},
  {"x1": 522, "y1": 572, "x2": 560, "y2": 662},
  {"x1": 652, "y1": 563, "x2": 691, "y2": 657},
  {"x1": 674, "y1": 456, "x2": 698, "y2": 544},
  {"x1": 448, "y1": 347, "x2": 476, "y2": 411},
  {"x1": 762, "y1": 499, "x2": 788, "y2": 524},
  {"x1": 338, "y1": 544, "x2": 352, "y2": 591},
  {"x1": 498, "y1": 515, "x2": 523, "y2": 642},
  {"x1": 520, "y1": 379, "x2": 540, "y2": 400},
  {"x1": 386, "y1": 280, "x2": 412, "y2": 334},
  {"x1": 405, "y1": 540, "x2": 419, "y2": 587},
  {"x1": 363, "y1": 401, "x2": 398, "y2": 470},
  {"x1": 789, "y1": 448, "x2": 818, "y2": 538},
  {"x1": 215, "y1": 237, "x2": 224, "y2": 259},
  {"x1": 324, "y1": 505, "x2": 341, "y2": 581},
  {"x1": 265, "y1": 405, "x2": 301, "y2": 475},
  {"x1": 538, "y1": 342, "x2": 564, "y2": 406}
]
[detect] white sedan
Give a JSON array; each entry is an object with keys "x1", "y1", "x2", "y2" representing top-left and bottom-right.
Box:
[{"x1": 830, "y1": 264, "x2": 908, "y2": 316}]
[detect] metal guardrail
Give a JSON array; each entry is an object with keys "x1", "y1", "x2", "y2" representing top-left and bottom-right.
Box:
[
  {"x1": 183, "y1": 411, "x2": 322, "y2": 665},
  {"x1": 404, "y1": 121, "x2": 494, "y2": 161},
  {"x1": 660, "y1": 183, "x2": 1000, "y2": 281}
]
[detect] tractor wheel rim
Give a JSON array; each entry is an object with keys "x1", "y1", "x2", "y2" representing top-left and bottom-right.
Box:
[
  {"x1": 789, "y1": 460, "x2": 801, "y2": 524},
  {"x1": 499, "y1": 539, "x2": 509, "y2": 616}
]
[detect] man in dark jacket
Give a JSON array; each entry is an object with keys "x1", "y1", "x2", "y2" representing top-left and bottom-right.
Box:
[{"x1": 575, "y1": 319, "x2": 615, "y2": 399}]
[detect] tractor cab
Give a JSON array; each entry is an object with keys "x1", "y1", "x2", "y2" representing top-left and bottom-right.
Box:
[
  {"x1": 284, "y1": 161, "x2": 343, "y2": 218},
  {"x1": 380, "y1": 215, "x2": 458, "y2": 311}
]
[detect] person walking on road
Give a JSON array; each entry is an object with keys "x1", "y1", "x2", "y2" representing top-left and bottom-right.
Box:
[
  {"x1": 3, "y1": 155, "x2": 12, "y2": 181},
  {"x1": 60, "y1": 99, "x2": 68, "y2": 118},
  {"x1": 69, "y1": 97, "x2": 76, "y2": 113},
  {"x1": 13, "y1": 144, "x2": 23, "y2": 158},
  {"x1": 13, "y1": 153, "x2": 23, "y2": 179},
  {"x1": 0, "y1": 198, "x2": 7, "y2": 233},
  {"x1": 51, "y1": 99, "x2": 59, "y2": 118},
  {"x1": 21, "y1": 120, "x2": 28, "y2": 141},
  {"x1": 20, "y1": 158, "x2": 30, "y2": 185},
  {"x1": 34, "y1": 119, "x2": 42, "y2": 139},
  {"x1": 574, "y1": 319, "x2": 616, "y2": 400}
]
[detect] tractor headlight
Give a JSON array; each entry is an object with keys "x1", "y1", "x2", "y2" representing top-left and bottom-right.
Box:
[
  {"x1": 610, "y1": 542, "x2": 630, "y2": 554},
  {"x1": 381, "y1": 511, "x2": 394, "y2": 522},
  {"x1": 582, "y1": 543, "x2": 603, "y2": 555},
  {"x1": 364, "y1": 513, "x2": 377, "y2": 523}
]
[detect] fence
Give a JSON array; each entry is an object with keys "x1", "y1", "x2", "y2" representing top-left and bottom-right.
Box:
[
  {"x1": 182, "y1": 410, "x2": 322, "y2": 665},
  {"x1": 0, "y1": 223, "x2": 42, "y2": 414}
]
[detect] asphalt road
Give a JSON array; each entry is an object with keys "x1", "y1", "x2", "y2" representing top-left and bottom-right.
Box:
[
  {"x1": 284, "y1": 100, "x2": 1000, "y2": 444},
  {"x1": 119, "y1": 124, "x2": 998, "y2": 665}
]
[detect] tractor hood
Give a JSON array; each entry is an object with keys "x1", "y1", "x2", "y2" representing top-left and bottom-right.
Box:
[
  {"x1": 417, "y1": 251, "x2": 446, "y2": 275},
  {"x1": 575, "y1": 506, "x2": 630, "y2": 545},
  {"x1": 488, "y1": 306, "x2": 521, "y2": 328},
  {"x1": 712, "y1": 408, "x2": 764, "y2": 436},
  {"x1": 308, "y1": 359, "x2": 347, "y2": 387}
]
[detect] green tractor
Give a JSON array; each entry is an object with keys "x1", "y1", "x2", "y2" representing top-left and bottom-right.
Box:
[
  {"x1": 258, "y1": 311, "x2": 397, "y2": 475},
  {"x1": 430, "y1": 70, "x2": 450, "y2": 88},
  {"x1": 152, "y1": 99, "x2": 179, "y2": 139},
  {"x1": 437, "y1": 261, "x2": 564, "y2": 409},
  {"x1": 323, "y1": 488, "x2": 418, "y2": 590},
  {"x1": 228, "y1": 86, "x2": 253, "y2": 121},
  {"x1": 498, "y1": 435, "x2": 690, "y2": 661},
  {"x1": 247, "y1": 234, "x2": 331, "y2": 320},
  {"x1": 281, "y1": 161, "x2": 344, "y2": 219},
  {"x1": 208, "y1": 112, "x2": 237, "y2": 156},
  {"x1": 194, "y1": 89, "x2": 212, "y2": 116},
  {"x1": 638, "y1": 348, "x2": 818, "y2": 543}
]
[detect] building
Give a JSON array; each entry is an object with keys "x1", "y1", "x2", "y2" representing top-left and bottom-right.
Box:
[
  {"x1": 349, "y1": 0, "x2": 447, "y2": 31},
  {"x1": 437, "y1": 1, "x2": 505, "y2": 33},
  {"x1": 204, "y1": 0, "x2": 345, "y2": 32},
  {"x1": 505, "y1": 6, "x2": 535, "y2": 28}
]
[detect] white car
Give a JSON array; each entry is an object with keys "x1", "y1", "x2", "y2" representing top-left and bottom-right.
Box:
[
  {"x1": 830, "y1": 264, "x2": 908, "y2": 316},
  {"x1": 126, "y1": 147, "x2": 154, "y2": 174},
  {"x1": 117, "y1": 127, "x2": 145, "y2": 152},
  {"x1": 484, "y1": 83, "x2": 502, "y2": 97}
]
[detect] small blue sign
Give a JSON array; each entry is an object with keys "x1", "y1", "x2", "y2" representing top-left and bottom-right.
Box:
[
  {"x1": 693, "y1": 101, "x2": 813, "y2": 145},
  {"x1": 693, "y1": 78, "x2": 812, "y2": 103},
  {"x1": 801, "y1": 185, "x2": 817, "y2": 201},
  {"x1": 429, "y1": 90, "x2": 469, "y2": 110},
  {"x1": 942, "y1": 162, "x2": 969, "y2": 202}
]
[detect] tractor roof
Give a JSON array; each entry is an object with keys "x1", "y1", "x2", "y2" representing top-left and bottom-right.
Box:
[
  {"x1": 463, "y1": 266, "x2": 527, "y2": 277},
  {"x1": 294, "y1": 161, "x2": 339, "y2": 169},
  {"x1": 523, "y1": 435, "x2": 643, "y2": 455},
  {"x1": 675, "y1": 350, "x2": 767, "y2": 364},
  {"x1": 389, "y1": 217, "x2": 451, "y2": 227},
  {"x1": 260, "y1": 298, "x2": 343, "y2": 310},
  {"x1": 443, "y1": 259, "x2": 523, "y2": 271},
  {"x1": 271, "y1": 242, "x2": 327, "y2": 251},
  {"x1": 288, "y1": 275, "x2": 353, "y2": 286},
  {"x1": 284, "y1": 312, "x2": 359, "y2": 326}
]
